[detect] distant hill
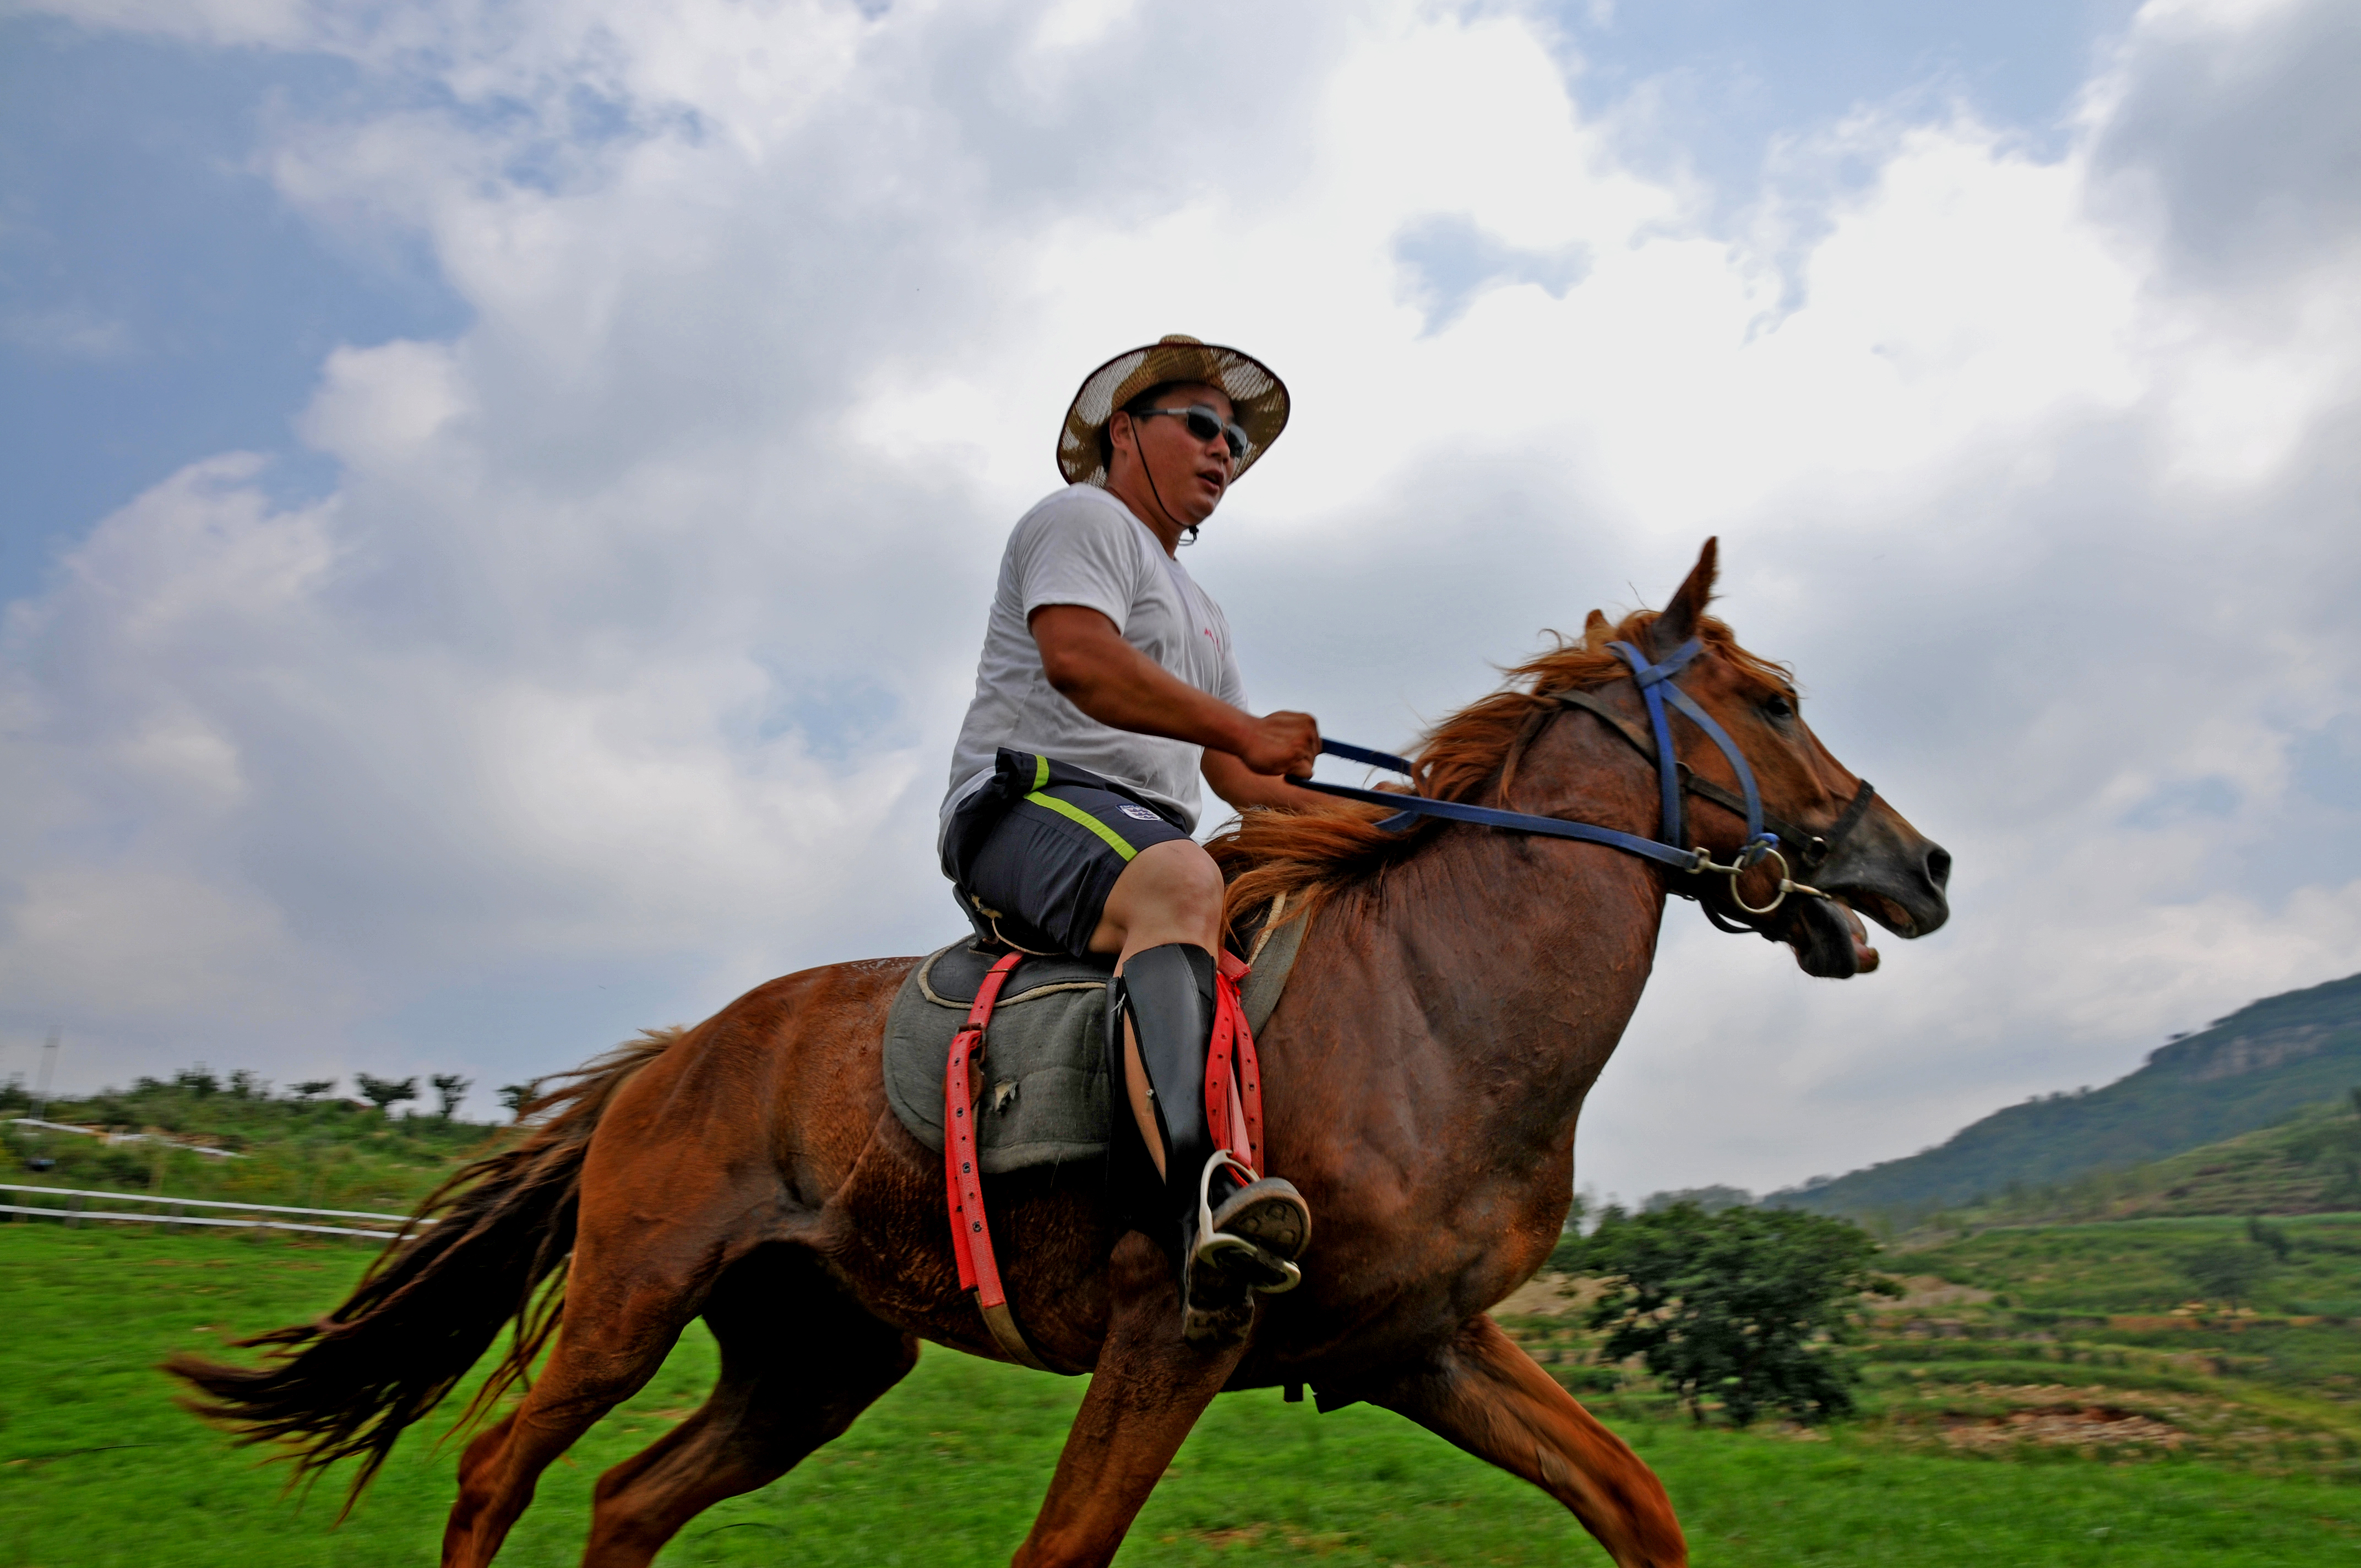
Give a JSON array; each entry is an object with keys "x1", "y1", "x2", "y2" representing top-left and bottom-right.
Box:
[
  {"x1": 1915, "y1": 1095, "x2": 2361, "y2": 1230},
  {"x1": 1774, "y1": 971, "x2": 2361, "y2": 1222}
]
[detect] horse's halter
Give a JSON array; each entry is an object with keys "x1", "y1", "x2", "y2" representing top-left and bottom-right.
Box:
[{"x1": 1287, "y1": 636, "x2": 1879, "y2": 927}]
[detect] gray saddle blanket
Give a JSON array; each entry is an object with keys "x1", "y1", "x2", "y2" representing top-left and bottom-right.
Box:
[{"x1": 883, "y1": 914, "x2": 1308, "y2": 1174}]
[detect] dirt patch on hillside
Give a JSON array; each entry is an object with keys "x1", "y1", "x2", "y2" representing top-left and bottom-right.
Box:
[
  {"x1": 1886, "y1": 1380, "x2": 2293, "y2": 1459},
  {"x1": 1495, "y1": 1272, "x2": 1604, "y2": 1317},
  {"x1": 1886, "y1": 1274, "x2": 1994, "y2": 1309},
  {"x1": 1936, "y1": 1402, "x2": 2185, "y2": 1451}
]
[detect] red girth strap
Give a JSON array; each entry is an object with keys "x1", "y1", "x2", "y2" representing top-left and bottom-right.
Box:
[
  {"x1": 1206, "y1": 949, "x2": 1264, "y2": 1173},
  {"x1": 944, "y1": 946, "x2": 1265, "y2": 1371},
  {"x1": 943, "y1": 951, "x2": 1052, "y2": 1371}
]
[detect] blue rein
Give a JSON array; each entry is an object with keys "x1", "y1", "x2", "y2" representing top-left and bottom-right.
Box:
[{"x1": 1286, "y1": 637, "x2": 1792, "y2": 890}]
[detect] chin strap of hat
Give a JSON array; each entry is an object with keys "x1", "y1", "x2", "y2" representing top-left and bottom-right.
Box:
[{"x1": 1120, "y1": 406, "x2": 1203, "y2": 546}]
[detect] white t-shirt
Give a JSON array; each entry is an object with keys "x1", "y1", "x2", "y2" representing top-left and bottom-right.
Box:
[{"x1": 944, "y1": 484, "x2": 1247, "y2": 834}]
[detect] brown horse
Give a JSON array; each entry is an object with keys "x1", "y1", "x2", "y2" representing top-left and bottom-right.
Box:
[{"x1": 170, "y1": 540, "x2": 1950, "y2": 1567}]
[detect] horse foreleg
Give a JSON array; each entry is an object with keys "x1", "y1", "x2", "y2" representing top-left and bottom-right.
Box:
[
  {"x1": 1363, "y1": 1314, "x2": 1687, "y2": 1568},
  {"x1": 578, "y1": 1264, "x2": 919, "y2": 1567},
  {"x1": 1011, "y1": 1233, "x2": 1247, "y2": 1568}
]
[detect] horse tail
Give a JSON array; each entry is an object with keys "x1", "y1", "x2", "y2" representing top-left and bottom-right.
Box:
[{"x1": 164, "y1": 1025, "x2": 682, "y2": 1510}]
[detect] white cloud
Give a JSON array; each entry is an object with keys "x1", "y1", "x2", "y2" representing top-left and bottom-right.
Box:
[
  {"x1": 1, "y1": 303, "x2": 137, "y2": 360},
  {"x1": 2, "y1": 0, "x2": 2355, "y2": 1204}
]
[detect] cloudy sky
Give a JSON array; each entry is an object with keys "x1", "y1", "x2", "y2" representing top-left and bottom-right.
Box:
[{"x1": 3, "y1": 0, "x2": 2355, "y2": 1202}]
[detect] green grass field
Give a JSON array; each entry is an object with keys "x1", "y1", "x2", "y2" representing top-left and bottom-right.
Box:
[{"x1": 6, "y1": 1224, "x2": 2358, "y2": 1566}]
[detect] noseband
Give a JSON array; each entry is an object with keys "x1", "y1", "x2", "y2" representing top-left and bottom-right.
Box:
[{"x1": 1285, "y1": 638, "x2": 1878, "y2": 927}]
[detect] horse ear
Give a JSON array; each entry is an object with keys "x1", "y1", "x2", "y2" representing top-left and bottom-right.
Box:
[
  {"x1": 1579, "y1": 609, "x2": 1610, "y2": 650},
  {"x1": 1649, "y1": 537, "x2": 1719, "y2": 658}
]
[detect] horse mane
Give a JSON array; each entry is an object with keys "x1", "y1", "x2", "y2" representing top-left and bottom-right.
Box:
[{"x1": 1209, "y1": 606, "x2": 1792, "y2": 925}]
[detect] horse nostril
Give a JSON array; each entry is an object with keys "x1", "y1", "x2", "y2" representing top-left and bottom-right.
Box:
[{"x1": 1924, "y1": 845, "x2": 1952, "y2": 891}]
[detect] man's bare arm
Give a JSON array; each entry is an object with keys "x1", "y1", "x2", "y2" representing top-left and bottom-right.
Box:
[
  {"x1": 1030, "y1": 603, "x2": 1318, "y2": 777},
  {"x1": 1201, "y1": 748, "x2": 1335, "y2": 813}
]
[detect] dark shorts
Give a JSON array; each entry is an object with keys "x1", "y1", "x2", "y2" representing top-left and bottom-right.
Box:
[{"x1": 943, "y1": 750, "x2": 1194, "y2": 956}]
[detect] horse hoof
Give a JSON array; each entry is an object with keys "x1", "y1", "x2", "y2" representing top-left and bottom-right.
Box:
[{"x1": 1182, "y1": 1291, "x2": 1255, "y2": 1345}]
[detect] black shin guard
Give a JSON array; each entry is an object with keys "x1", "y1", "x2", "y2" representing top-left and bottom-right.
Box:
[
  {"x1": 1112, "y1": 943, "x2": 1308, "y2": 1337},
  {"x1": 1111, "y1": 942, "x2": 1227, "y2": 1231}
]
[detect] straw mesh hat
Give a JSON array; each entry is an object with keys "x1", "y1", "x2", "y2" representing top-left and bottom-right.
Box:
[{"x1": 1057, "y1": 334, "x2": 1290, "y2": 487}]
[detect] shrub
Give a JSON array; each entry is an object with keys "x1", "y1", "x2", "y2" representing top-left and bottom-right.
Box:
[{"x1": 1564, "y1": 1202, "x2": 1902, "y2": 1427}]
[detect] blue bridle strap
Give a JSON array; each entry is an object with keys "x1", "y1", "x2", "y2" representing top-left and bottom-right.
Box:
[
  {"x1": 1608, "y1": 640, "x2": 1775, "y2": 867},
  {"x1": 1616, "y1": 637, "x2": 1699, "y2": 852},
  {"x1": 1287, "y1": 635, "x2": 1778, "y2": 876}
]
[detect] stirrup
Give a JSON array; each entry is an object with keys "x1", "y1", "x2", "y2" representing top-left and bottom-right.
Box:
[{"x1": 1193, "y1": 1150, "x2": 1303, "y2": 1295}]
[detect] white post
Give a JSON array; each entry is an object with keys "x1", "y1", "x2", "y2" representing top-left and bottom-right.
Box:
[{"x1": 32, "y1": 1030, "x2": 59, "y2": 1120}]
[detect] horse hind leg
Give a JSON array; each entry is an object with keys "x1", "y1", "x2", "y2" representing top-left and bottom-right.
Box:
[
  {"x1": 1360, "y1": 1314, "x2": 1688, "y2": 1568},
  {"x1": 578, "y1": 1247, "x2": 919, "y2": 1568},
  {"x1": 441, "y1": 1307, "x2": 683, "y2": 1568},
  {"x1": 443, "y1": 1171, "x2": 754, "y2": 1563}
]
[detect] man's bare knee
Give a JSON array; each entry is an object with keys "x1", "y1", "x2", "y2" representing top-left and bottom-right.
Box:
[
  {"x1": 1133, "y1": 840, "x2": 1222, "y2": 901},
  {"x1": 1095, "y1": 840, "x2": 1225, "y2": 953},
  {"x1": 1133, "y1": 841, "x2": 1224, "y2": 916}
]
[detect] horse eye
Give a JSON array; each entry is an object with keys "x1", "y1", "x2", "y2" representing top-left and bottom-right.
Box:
[{"x1": 1763, "y1": 694, "x2": 1796, "y2": 720}]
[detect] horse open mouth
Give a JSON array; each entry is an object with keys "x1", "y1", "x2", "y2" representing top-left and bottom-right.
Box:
[
  {"x1": 1783, "y1": 894, "x2": 1880, "y2": 978},
  {"x1": 1785, "y1": 831, "x2": 1950, "y2": 976}
]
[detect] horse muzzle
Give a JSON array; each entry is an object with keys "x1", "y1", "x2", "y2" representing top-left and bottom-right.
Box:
[
  {"x1": 1816, "y1": 819, "x2": 1951, "y2": 934},
  {"x1": 1774, "y1": 818, "x2": 1950, "y2": 978}
]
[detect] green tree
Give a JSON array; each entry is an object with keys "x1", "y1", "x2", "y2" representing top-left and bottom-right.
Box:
[
  {"x1": 289, "y1": 1079, "x2": 335, "y2": 1101},
  {"x1": 431, "y1": 1073, "x2": 472, "y2": 1120},
  {"x1": 353, "y1": 1073, "x2": 418, "y2": 1116},
  {"x1": 1569, "y1": 1202, "x2": 1901, "y2": 1427},
  {"x1": 498, "y1": 1081, "x2": 539, "y2": 1120},
  {"x1": 1641, "y1": 1184, "x2": 1753, "y2": 1215},
  {"x1": 2182, "y1": 1240, "x2": 2272, "y2": 1308},
  {"x1": 2245, "y1": 1216, "x2": 2292, "y2": 1262}
]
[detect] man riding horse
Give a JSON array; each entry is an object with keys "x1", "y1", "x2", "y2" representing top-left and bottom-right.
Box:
[{"x1": 938, "y1": 334, "x2": 1324, "y2": 1341}]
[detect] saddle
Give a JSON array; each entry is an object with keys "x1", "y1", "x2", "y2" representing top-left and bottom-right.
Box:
[
  {"x1": 880, "y1": 911, "x2": 1310, "y2": 1369},
  {"x1": 881, "y1": 912, "x2": 1307, "y2": 1169}
]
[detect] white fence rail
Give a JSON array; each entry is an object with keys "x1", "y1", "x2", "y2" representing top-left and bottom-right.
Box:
[
  {"x1": 9, "y1": 1117, "x2": 249, "y2": 1157},
  {"x1": 0, "y1": 1182, "x2": 430, "y2": 1240}
]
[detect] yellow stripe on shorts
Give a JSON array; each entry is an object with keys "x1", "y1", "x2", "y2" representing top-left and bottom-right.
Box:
[{"x1": 1024, "y1": 790, "x2": 1138, "y2": 862}]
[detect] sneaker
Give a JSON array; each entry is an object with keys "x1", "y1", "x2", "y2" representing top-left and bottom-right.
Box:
[{"x1": 1194, "y1": 1175, "x2": 1310, "y2": 1297}]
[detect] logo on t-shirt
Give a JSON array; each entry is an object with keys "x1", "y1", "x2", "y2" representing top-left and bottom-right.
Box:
[{"x1": 1117, "y1": 804, "x2": 1161, "y2": 822}]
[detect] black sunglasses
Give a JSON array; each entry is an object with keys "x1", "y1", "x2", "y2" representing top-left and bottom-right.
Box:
[{"x1": 1133, "y1": 404, "x2": 1249, "y2": 461}]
